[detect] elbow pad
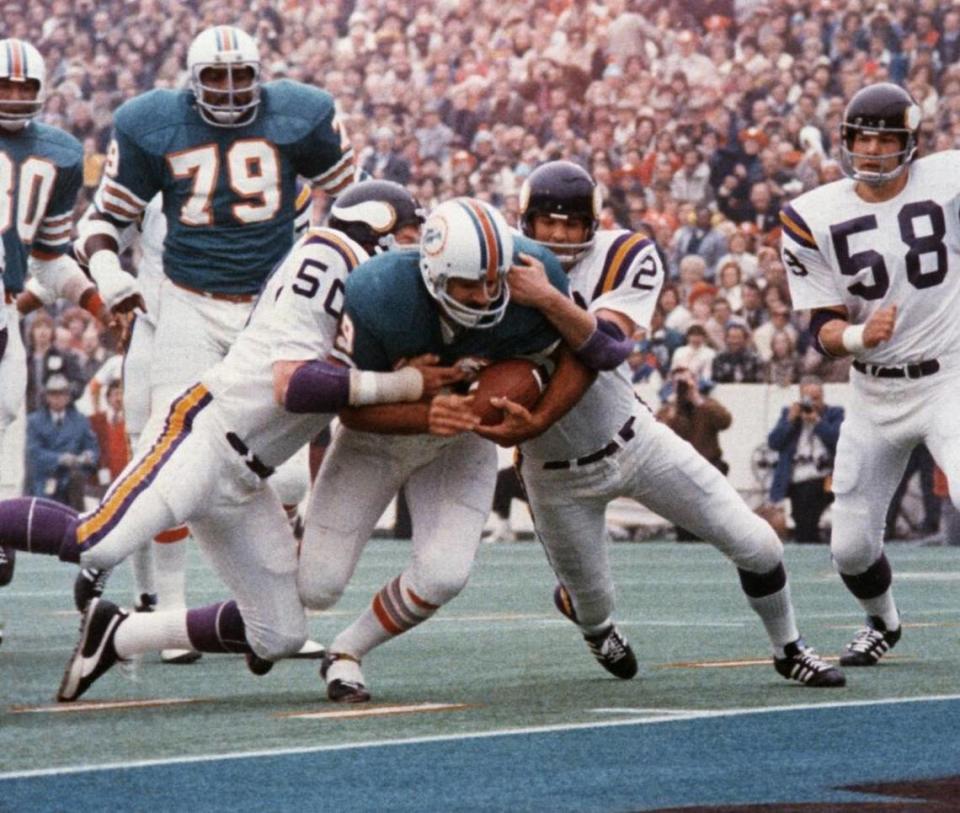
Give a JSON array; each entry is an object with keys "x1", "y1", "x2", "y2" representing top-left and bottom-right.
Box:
[{"x1": 574, "y1": 318, "x2": 634, "y2": 371}]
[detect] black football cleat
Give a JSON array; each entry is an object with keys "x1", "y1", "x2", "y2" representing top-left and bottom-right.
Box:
[
  {"x1": 58, "y1": 598, "x2": 128, "y2": 702},
  {"x1": 840, "y1": 616, "x2": 901, "y2": 666},
  {"x1": 555, "y1": 584, "x2": 637, "y2": 679},
  {"x1": 74, "y1": 567, "x2": 111, "y2": 612},
  {"x1": 245, "y1": 651, "x2": 274, "y2": 676},
  {"x1": 321, "y1": 652, "x2": 371, "y2": 703},
  {"x1": 775, "y1": 638, "x2": 846, "y2": 687}
]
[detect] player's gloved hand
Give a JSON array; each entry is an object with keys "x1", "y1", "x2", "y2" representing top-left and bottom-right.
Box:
[
  {"x1": 474, "y1": 397, "x2": 545, "y2": 447},
  {"x1": 863, "y1": 305, "x2": 896, "y2": 348},
  {"x1": 88, "y1": 251, "x2": 146, "y2": 315},
  {"x1": 427, "y1": 393, "x2": 481, "y2": 437},
  {"x1": 401, "y1": 354, "x2": 468, "y2": 397}
]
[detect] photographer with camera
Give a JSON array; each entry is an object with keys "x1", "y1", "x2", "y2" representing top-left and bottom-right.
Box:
[
  {"x1": 656, "y1": 367, "x2": 732, "y2": 540},
  {"x1": 767, "y1": 377, "x2": 844, "y2": 544}
]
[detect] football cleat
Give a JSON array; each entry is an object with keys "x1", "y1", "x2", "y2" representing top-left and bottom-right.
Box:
[
  {"x1": 57, "y1": 598, "x2": 128, "y2": 702},
  {"x1": 584, "y1": 625, "x2": 639, "y2": 680},
  {"x1": 554, "y1": 584, "x2": 637, "y2": 679},
  {"x1": 161, "y1": 648, "x2": 202, "y2": 665},
  {"x1": 774, "y1": 638, "x2": 846, "y2": 687},
  {"x1": 74, "y1": 567, "x2": 111, "y2": 612},
  {"x1": 321, "y1": 651, "x2": 370, "y2": 703},
  {"x1": 840, "y1": 617, "x2": 901, "y2": 667},
  {"x1": 245, "y1": 651, "x2": 274, "y2": 676}
]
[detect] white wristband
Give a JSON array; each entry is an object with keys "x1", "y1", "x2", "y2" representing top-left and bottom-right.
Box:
[
  {"x1": 349, "y1": 367, "x2": 424, "y2": 406},
  {"x1": 841, "y1": 324, "x2": 866, "y2": 355}
]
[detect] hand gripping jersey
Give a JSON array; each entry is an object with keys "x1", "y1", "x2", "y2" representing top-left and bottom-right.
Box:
[
  {"x1": 520, "y1": 229, "x2": 664, "y2": 462},
  {"x1": 0, "y1": 121, "x2": 82, "y2": 295},
  {"x1": 201, "y1": 227, "x2": 368, "y2": 467},
  {"x1": 94, "y1": 80, "x2": 353, "y2": 294},
  {"x1": 780, "y1": 150, "x2": 960, "y2": 366},
  {"x1": 332, "y1": 234, "x2": 566, "y2": 371}
]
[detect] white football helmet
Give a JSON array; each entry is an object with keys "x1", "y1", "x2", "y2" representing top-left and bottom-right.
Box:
[
  {"x1": 420, "y1": 198, "x2": 513, "y2": 329},
  {"x1": 0, "y1": 39, "x2": 46, "y2": 131},
  {"x1": 187, "y1": 26, "x2": 261, "y2": 127}
]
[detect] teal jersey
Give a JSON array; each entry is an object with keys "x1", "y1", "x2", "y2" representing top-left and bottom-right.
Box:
[
  {"x1": 94, "y1": 80, "x2": 353, "y2": 294},
  {"x1": 336, "y1": 236, "x2": 567, "y2": 371},
  {"x1": 0, "y1": 122, "x2": 82, "y2": 293}
]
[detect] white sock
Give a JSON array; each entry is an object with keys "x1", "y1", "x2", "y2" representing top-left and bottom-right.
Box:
[
  {"x1": 746, "y1": 584, "x2": 800, "y2": 657},
  {"x1": 129, "y1": 544, "x2": 155, "y2": 598},
  {"x1": 859, "y1": 591, "x2": 900, "y2": 631},
  {"x1": 114, "y1": 609, "x2": 191, "y2": 659},
  {"x1": 154, "y1": 540, "x2": 187, "y2": 611}
]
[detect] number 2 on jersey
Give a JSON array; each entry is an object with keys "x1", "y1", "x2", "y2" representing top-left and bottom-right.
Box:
[
  {"x1": 830, "y1": 199, "x2": 947, "y2": 300},
  {"x1": 166, "y1": 139, "x2": 280, "y2": 226}
]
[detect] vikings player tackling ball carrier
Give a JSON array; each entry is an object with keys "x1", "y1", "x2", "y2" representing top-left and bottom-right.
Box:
[{"x1": 780, "y1": 82, "x2": 960, "y2": 666}]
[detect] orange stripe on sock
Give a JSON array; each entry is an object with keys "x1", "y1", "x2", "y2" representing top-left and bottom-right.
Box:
[{"x1": 372, "y1": 594, "x2": 403, "y2": 635}]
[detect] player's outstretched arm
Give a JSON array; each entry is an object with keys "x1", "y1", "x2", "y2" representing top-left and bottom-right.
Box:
[{"x1": 76, "y1": 213, "x2": 144, "y2": 315}]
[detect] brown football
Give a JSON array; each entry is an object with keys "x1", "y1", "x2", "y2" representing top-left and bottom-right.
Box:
[{"x1": 469, "y1": 359, "x2": 547, "y2": 426}]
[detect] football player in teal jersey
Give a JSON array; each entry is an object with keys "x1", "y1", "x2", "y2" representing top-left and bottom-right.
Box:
[
  {"x1": 74, "y1": 25, "x2": 355, "y2": 662},
  {"x1": 298, "y1": 198, "x2": 596, "y2": 702},
  {"x1": 0, "y1": 39, "x2": 134, "y2": 636}
]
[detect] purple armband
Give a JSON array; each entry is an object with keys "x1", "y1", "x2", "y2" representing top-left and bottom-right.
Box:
[
  {"x1": 809, "y1": 309, "x2": 845, "y2": 358},
  {"x1": 574, "y1": 318, "x2": 633, "y2": 371},
  {"x1": 284, "y1": 360, "x2": 351, "y2": 413}
]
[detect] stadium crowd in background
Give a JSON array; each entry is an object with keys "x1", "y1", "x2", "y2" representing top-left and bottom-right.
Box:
[{"x1": 7, "y1": 0, "x2": 959, "y2": 530}]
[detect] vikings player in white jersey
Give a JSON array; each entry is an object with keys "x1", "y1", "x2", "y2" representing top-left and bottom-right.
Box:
[
  {"x1": 0, "y1": 181, "x2": 463, "y2": 701},
  {"x1": 494, "y1": 161, "x2": 844, "y2": 687},
  {"x1": 71, "y1": 185, "x2": 314, "y2": 650},
  {"x1": 780, "y1": 83, "x2": 960, "y2": 667}
]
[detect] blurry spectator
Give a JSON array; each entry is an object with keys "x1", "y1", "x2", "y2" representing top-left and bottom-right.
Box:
[
  {"x1": 25, "y1": 374, "x2": 99, "y2": 510},
  {"x1": 753, "y1": 303, "x2": 798, "y2": 362},
  {"x1": 81, "y1": 135, "x2": 106, "y2": 192},
  {"x1": 414, "y1": 101, "x2": 455, "y2": 162},
  {"x1": 659, "y1": 284, "x2": 692, "y2": 334},
  {"x1": 88, "y1": 378, "x2": 129, "y2": 493},
  {"x1": 711, "y1": 323, "x2": 762, "y2": 382},
  {"x1": 670, "y1": 205, "x2": 728, "y2": 278},
  {"x1": 670, "y1": 323, "x2": 716, "y2": 380},
  {"x1": 766, "y1": 378, "x2": 843, "y2": 544},
  {"x1": 656, "y1": 366, "x2": 732, "y2": 540},
  {"x1": 361, "y1": 126, "x2": 411, "y2": 185},
  {"x1": 716, "y1": 259, "x2": 744, "y2": 313},
  {"x1": 670, "y1": 147, "x2": 712, "y2": 206},
  {"x1": 762, "y1": 331, "x2": 804, "y2": 387},
  {"x1": 739, "y1": 279, "x2": 767, "y2": 330},
  {"x1": 744, "y1": 180, "x2": 782, "y2": 239},
  {"x1": 25, "y1": 313, "x2": 85, "y2": 411}
]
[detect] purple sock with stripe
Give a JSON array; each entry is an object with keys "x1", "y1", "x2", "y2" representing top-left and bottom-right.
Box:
[
  {"x1": 0, "y1": 497, "x2": 81, "y2": 562},
  {"x1": 186, "y1": 600, "x2": 252, "y2": 654}
]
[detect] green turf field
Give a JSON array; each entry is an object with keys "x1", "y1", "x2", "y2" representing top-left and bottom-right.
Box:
[{"x1": 1, "y1": 539, "x2": 958, "y2": 810}]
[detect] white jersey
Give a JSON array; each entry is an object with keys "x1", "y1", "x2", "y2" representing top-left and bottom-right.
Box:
[
  {"x1": 781, "y1": 150, "x2": 960, "y2": 367},
  {"x1": 202, "y1": 227, "x2": 368, "y2": 468},
  {"x1": 521, "y1": 229, "x2": 664, "y2": 462}
]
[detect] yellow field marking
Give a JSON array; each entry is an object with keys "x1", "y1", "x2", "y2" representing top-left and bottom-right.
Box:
[
  {"x1": 278, "y1": 702, "x2": 475, "y2": 720},
  {"x1": 10, "y1": 698, "x2": 206, "y2": 714}
]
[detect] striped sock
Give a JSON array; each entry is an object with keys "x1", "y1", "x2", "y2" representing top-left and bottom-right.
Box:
[{"x1": 330, "y1": 572, "x2": 440, "y2": 659}]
